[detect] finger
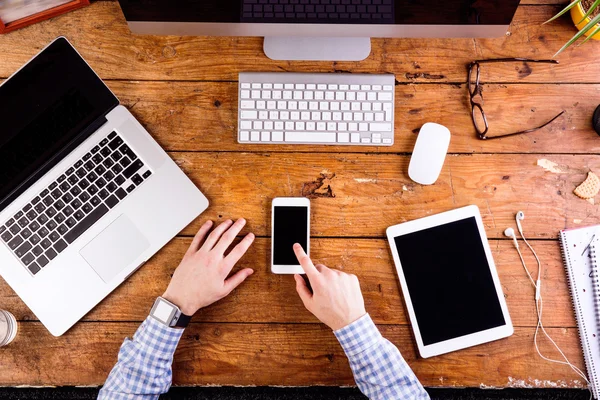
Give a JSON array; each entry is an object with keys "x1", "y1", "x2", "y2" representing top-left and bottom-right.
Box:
[
  {"x1": 293, "y1": 243, "x2": 318, "y2": 277},
  {"x1": 186, "y1": 220, "x2": 213, "y2": 256},
  {"x1": 223, "y1": 268, "x2": 254, "y2": 294},
  {"x1": 214, "y1": 218, "x2": 247, "y2": 254},
  {"x1": 224, "y1": 232, "x2": 255, "y2": 270},
  {"x1": 200, "y1": 219, "x2": 233, "y2": 252},
  {"x1": 294, "y1": 274, "x2": 313, "y2": 306}
]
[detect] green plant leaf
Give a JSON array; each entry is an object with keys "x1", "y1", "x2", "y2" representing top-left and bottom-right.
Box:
[
  {"x1": 554, "y1": 13, "x2": 600, "y2": 56},
  {"x1": 579, "y1": 24, "x2": 600, "y2": 44},
  {"x1": 577, "y1": 0, "x2": 600, "y2": 24},
  {"x1": 544, "y1": 0, "x2": 582, "y2": 24}
]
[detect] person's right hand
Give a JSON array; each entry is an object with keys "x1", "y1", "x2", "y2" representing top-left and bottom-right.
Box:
[{"x1": 293, "y1": 243, "x2": 366, "y2": 331}]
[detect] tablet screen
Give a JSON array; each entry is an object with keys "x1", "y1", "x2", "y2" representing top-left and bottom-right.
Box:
[{"x1": 393, "y1": 217, "x2": 506, "y2": 346}]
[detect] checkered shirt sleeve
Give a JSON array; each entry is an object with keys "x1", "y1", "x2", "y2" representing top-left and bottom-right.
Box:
[
  {"x1": 98, "y1": 316, "x2": 184, "y2": 400},
  {"x1": 334, "y1": 314, "x2": 430, "y2": 400}
]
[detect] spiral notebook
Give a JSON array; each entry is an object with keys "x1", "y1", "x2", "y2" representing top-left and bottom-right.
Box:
[{"x1": 560, "y1": 226, "x2": 600, "y2": 399}]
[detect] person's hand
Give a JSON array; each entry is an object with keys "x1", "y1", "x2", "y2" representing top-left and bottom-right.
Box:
[
  {"x1": 162, "y1": 219, "x2": 255, "y2": 316},
  {"x1": 292, "y1": 243, "x2": 366, "y2": 331}
]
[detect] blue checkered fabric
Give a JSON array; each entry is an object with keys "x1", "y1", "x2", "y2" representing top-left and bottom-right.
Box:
[
  {"x1": 98, "y1": 316, "x2": 184, "y2": 400},
  {"x1": 334, "y1": 314, "x2": 430, "y2": 400}
]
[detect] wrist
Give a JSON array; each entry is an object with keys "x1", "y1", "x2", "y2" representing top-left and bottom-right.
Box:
[{"x1": 161, "y1": 291, "x2": 196, "y2": 316}]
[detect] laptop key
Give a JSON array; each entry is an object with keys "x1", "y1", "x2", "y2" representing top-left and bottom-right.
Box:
[
  {"x1": 30, "y1": 234, "x2": 40, "y2": 245},
  {"x1": 88, "y1": 185, "x2": 99, "y2": 195},
  {"x1": 40, "y1": 189, "x2": 49, "y2": 197},
  {"x1": 82, "y1": 203, "x2": 93, "y2": 214},
  {"x1": 14, "y1": 211, "x2": 23, "y2": 219},
  {"x1": 15, "y1": 241, "x2": 32, "y2": 257},
  {"x1": 92, "y1": 154, "x2": 103, "y2": 164},
  {"x1": 72, "y1": 199, "x2": 82, "y2": 209},
  {"x1": 103, "y1": 158, "x2": 114, "y2": 169},
  {"x1": 17, "y1": 217, "x2": 28, "y2": 228},
  {"x1": 111, "y1": 151, "x2": 123, "y2": 162},
  {"x1": 75, "y1": 160, "x2": 83, "y2": 168},
  {"x1": 57, "y1": 174, "x2": 66, "y2": 183},
  {"x1": 107, "y1": 182, "x2": 118, "y2": 193},
  {"x1": 63, "y1": 193, "x2": 74, "y2": 203},
  {"x1": 22, "y1": 252, "x2": 35, "y2": 266},
  {"x1": 116, "y1": 188, "x2": 127, "y2": 200},
  {"x1": 45, "y1": 248, "x2": 57, "y2": 260},
  {"x1": 64, "y1": 204, "x2": 109, "y2": 244},
  {"x1": 88, "y1": 172, "x2": 98, "y2": 183},
  {"x1": 119, "y1": 157, "x2": 132, "y2": 168},
  {"x1": 29, "y1": 221, "x2": 40, "y2": 232},
  {"x1": 47, "y1": 220, "x2": 58, "y2": 231},
  {"x1": 57, "y1": 224, "x2": 68, "y2": 235},
  {"x1": 63, "y1": 206, "x2": 74, "y2": 217},
  {"x1": 54, "y1": 200, "x2": 65, "y2": 211},
  {"x1": 49, "y1": 182, "x2": 58, "y2": 190},
  {"x1": 90, "y1": 196, "x2": 101, "y2": 206},
  {"x1": 115, "y1": 175, "x2": 126, "y2": 186},
  {"x1": 0, "y1": 226, "x2": 4, "y2": 234},
  {"x1": 96, "y1": 178, "x2": 107, "y2": 188},
  {"x1": 108, "y1": 131, "x2": 117, "y2": 140},
  {"x1": 21, "y1": 228, "x2": 32, "y2": 239},
  {"x1": 51, "y1": 189, "x2": 62, "y2": 200},
  {"x1": 70, "y1": 186, "x2": 82, "y2": 196},
  {"x1": 123, "y1": 160, "x2": 144, "y2": 179},
  {"x1": 79, "y1": 192, "x2": 91, "y2": 203},
  {"x1": 54, "y1": 239, "x2": 67, "y2": 253},
  {"x1": 49, "y1": 231, "x2": 60, "y2": 242},
  {"x1": 55, "y1": 213, "x2": 66, "y2": 224},
  {"x1": 98, "y1": 189, "x2": 109, "y2": 200},
  {"x1": 5, "y1": 218, "x2": 15, "y2": 227},
  {"x1": 37, "y1": 214, "x2": 49, "y2": 225},
  {"x1": 32, "y1": 245, "x2": 43, "y2": 257},
  {"x1": 9, "y1": 224, "x2": 21, "y2": 235},
  {"x1": 1, "y1": 231, "x2": 12, "y2": 242},
  {"x1": 126, "y1": 184, "x2": 136, "y2": 193},
  {"x1": 95, "y1": 165, "x2": 106, "y2": 176},
  {"x1": 100, "y1": 147, "x2": 111, "y2": 157},
  {"x1": 34, "y1": 202, "x2": 46, "y2": 213},
  {"x1": 46, "y1": 207, "x2": 57, "y2": 218},
  {"x1": 100, "y1": 138, "x2": 109, "y2": 146},
  {"x1": 31, "y1": 196, "x2": 41, "y2": 205},
  {"x1": 43, "y1": 196, "x2": 54, "y2": 206},
  {"x1": 84, "y1": 161, "x2": 95, "y2": 171},
  {"x1": 68, "y1": 175, "x2": 79, "y2": 185},
  {"x1": 76, "y1": 168, "x2": 87, "y2": 178},
  {"x1": 59, "y1": 182, "x2": 70, "y2": 192},
  {"x1": 120, "y1": 144, "x2": 137, "y2": 161},
  {"x1": 38, "y1": 227, "x2": 49, "y2": 238},
  {"x1": 23, "y1": 204, "x2": 32, "y2": 212},
  {"x1": 40, "y1": 238, "x2": 52, "y2": 249},
  {"x1": 112, "y1": 163, "x2": 124, "y2": 175},
  {"x1": 74, "y1": 210, "x2": 85, "y2": 221},
  {"x1": 131, "y1": 174, "x2": 144, "y2": 186},
  {"x1": 8, "y1": 235, "x2": 23, "y2": 250},
  {"x1": 66, "y1": 167, "x2": 75, "y2": 175},
  {"x1": 28, "y1": 263, "x2": 41, "y2": 275},
  {"x1": 91, "y1": 145, "x2": 101, "y2": 154},
  {"x1": 37, "y1": 255, "x2": 49, "y2": 268},
  {"x1": 83, "y1": 153, "x2": 92, "y2": 161},
  {"x1": 142, "y1": 170, "x2": 152, "y2": 179},
  {"x1": 25, "y1": 210, "x2": 37, "y2": 220},
  {"x1": 65, "y1": 217, "x2": 76, "y2": 228},
  {"x1": 79, "y1": 179, "x2": 90, "y2": 190},
  {"x1": 108, "y1": 137, "x2": 124, "y2": 150},
  {"x1": 105, "y1": 195, "x2": 119, "y2": 209}
]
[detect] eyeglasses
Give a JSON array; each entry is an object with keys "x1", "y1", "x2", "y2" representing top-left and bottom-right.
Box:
[{"x1": 468, "y1": 58, "x2": 566, "y2": 140}]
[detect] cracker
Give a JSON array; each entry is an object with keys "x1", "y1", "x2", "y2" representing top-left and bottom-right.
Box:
[{"x1": 574, "y1": 171, "x2": 600, "y2": 199}]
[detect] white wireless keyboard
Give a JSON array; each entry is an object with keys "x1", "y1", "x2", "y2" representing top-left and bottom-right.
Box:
[{"x1": 238, "y1": 72, "x2": 395, "y2": 146}]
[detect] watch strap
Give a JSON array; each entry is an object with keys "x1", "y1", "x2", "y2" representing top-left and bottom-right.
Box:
[{"x1": 174, "y1": 312, "x2": 192, "y2": 328}]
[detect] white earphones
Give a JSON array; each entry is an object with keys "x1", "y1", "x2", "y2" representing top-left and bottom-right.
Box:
[{"x1": 506, "y1": 211, "x2": 591, "y2": 396}]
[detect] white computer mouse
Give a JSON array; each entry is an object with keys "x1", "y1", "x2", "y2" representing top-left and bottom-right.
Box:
[{"x1": 408, "y1": 123, "x2": 451, "y2": 185}]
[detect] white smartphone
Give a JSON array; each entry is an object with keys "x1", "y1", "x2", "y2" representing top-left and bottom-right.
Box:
[{"x1": 271, "y1": 197, "x2": 310, "y2": 274}]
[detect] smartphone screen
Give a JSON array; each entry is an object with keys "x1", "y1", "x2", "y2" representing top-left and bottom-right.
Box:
[{"x1": 273, "y1": 206, "x2": 309, "y2": 265}]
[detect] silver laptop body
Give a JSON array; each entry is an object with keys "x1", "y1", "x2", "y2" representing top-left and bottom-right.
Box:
[{"x1": 0, "y1": 37, "x2": 208, "y2": 336}]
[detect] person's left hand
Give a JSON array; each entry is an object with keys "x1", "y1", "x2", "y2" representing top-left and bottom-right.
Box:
[{"x1": 162, "y1": 218, "x2": 255, "y2": 316}]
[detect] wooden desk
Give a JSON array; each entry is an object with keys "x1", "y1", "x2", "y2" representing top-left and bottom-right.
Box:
[{"x1": 0, "y1": 0, "x2": 599, "y2": 390}]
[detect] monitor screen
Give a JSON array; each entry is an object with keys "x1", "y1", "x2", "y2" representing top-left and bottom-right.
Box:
[
  {"x1": 0, "y1": 38, "x2": 118, "y2": 211},
  {"x1": 118, "y1": 0, "x2": 520, "y2": 26}
]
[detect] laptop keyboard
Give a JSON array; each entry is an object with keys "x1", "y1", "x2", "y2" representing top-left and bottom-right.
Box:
[{"x1": 0, "y1": 132, "x2": 152, "y2": 276}]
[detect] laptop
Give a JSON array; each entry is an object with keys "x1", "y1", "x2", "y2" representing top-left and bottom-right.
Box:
[{"x1": 0, "y1": 37, "x2": 209, "y2": 336}]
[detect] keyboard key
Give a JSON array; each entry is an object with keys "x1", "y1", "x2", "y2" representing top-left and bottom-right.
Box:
[
  {"x1": 51, "y1": 189, "x2": 62, "y2": 200},
  {"x1": 57, "y1": 224, "x2": 68, "y2": 235},
  {"x1": 119, "y1": 157, "x2": 132, "y2": 168},
  {"x1": 88, "y1": 185, "x2": 99, "y2": 195},
  {"x1": 23, "y1": 203, "x2": 32, "y2": 212},
  {"x1": 103, "y1": 158, "x2": 114, "y2": 169},
  {"x1": 84, "y1": 161, "x2": 95, "y2": 171},
  {"x1": 105, "y1": 195, "x2": 119, "y2": 209},
  {"x1": 115, "y1": 175, "x2": 126, "y2": 185},
  {"x1": 116, "y1": 188, "x2": 127, "y2": 200},
  {"x1": 65, "y1": 218, "x2": 76, "y2": 228},
  {"x1": 45, "y1": 248, "x2": 57, "y2": 260},
  {"x1": 91, "y1": 145, "x2": 101, "y2": 154},
  {"x1": 111, "y1": 151, "x2": 123, "y2": 162},
  {"x1": 82, "y1": 203, "x2": 93, "y2": 214},
  {"x1": 5, "y1": 218, "x2": 15, "y2": 227},
  {"x1": 95, "y1": 165, "x2": 106, "y2": 175},
  {"x1": 47, "y1": 220, "x2": 58, "y2": 231},
  {"x1": 72, "y1": 199, "x2": 82, "y2": 209},
  {"x1": 112, "y1": 163, "x2": 124, "y2": 174},
  {"x1": 9, "y1": 224, "x2": 20, "y2": 235},
  {"x1": 108, "y1": 137, "x2": 124, "y2": 150},
  {"x1": 107, "y1": 182, "x2": 118, "y2": 193},
  {"x1": 38, "y1": 227, "x2": 49, "y2": 238},
  {"x1": 29, "y1": 221, "x2": 40, "y2": 232},
  {"x1": 54, "y1": 200, "x2": 65, "y2": 211},
  {"x1": 121, "y1": 144, "x2": 137, "y2": 161},
  {"x1": 15, "y1": 241, "x2": 32, "y2": 257},
  {"x1": 59, "y1": 182, "x2": 70, "y2": 191},
  {"x1": 18, "y1": 217, "x2": 29, "y2": 228},
  {"x1": 46, "y1": 207, "x2": 57, "y2": 218},
  {"x1": 131, "y1": 174, "x2": 144, "y2": 185},
  {"x1": 126, "y1": 184, "x2": 136, "y2": 193},
  {"x1": 83, "y1": 152, "x2": 92, "y2": 161},
  {"x1": 100, "y1": 147, "x2": 111, "y2": 157},
  {"x1": 90, "y1": 196, "x2": 101, "y2": 207},
  {"x1": 8, "y1": 235, "x2": 23, "y2": 250},
  {"x1": 49, "y1": 182, "x2": 58, "y2": 190},
  {"x1": 75, "y1": 160, "x2": 83, "y2": 168},
  {"x1": 0, "y1": 226, "x2": 4, "y2": 234},
  {"x1": 64, "y1": 204, "x2": 109, "y2": 244},
  {"x1": 79, "y1": 179, "x2": 90, "y2": 190},
  {"x1": 22, "y1": 252, "x2": 35, "y2": 266},
  {"x1": 108, "y1": 131, "x2": 117, "y2": 140},
  {"x1": 79, "y1": 192, "x2": 91, "y2": 203},
  {"x1": 40, "y1": 238, "x2": 52, "y2": 249},
  {"x1": 96, "y1": 178, "x2": 107, "y2": 188},
  {"x1": 142, "y1": 170, "x2": 152, "y2": 179},
  {"x1": 21, "y1": 228, "x2": 32, "y2": 239},
  {"x1": 37, "y1": 255, "x2": 49, "y2": 268},
  {"x1": 30, "y1": 234, "x2": 40, "y2": 245},
  {"x1": 28, "y1": 263, "x2": 40, "y2": 275},
  {"x1": 74, "y1": 210, "x2": 85, "y2": 221},
  {"x1": 123, "y1": 160, "x2": 144, "y2": 179},
  {"x1": 34, "y1": 202, "x2": 46, "y2": 213},
  {"x1": 54, "y1": 239, "x2": 67, "y2": 253},
  {"x1": 32, "y1": 245, "x2": 43, "y2": 257},
  {"x1": 63, "y1": 193, "x2": 74, "y2": 203},
  {"x1": 43, "y1": 196, "x2": 54, "y2": 206},
  {"x1": 25, "y1": 209, "x2": 37, "y2": 220},
  {"x1": 68, "y1": 175, "x2": 79, "y2": 185},
  {"x1": 76, "y1": 168, "x2": 87, "y2": 178},
  {"x1": 100, "y1": 138, "x2": 109, "y2": 147},
  {"x1": 64, "y1": 206, "x2": 74, "y2": 217},
  {"x1": 1, "y1": 231, "x2": 12, "y2": 242},
  {"x1": 70, "y1": 186, "x2": 82, "y2": 196},
  {"x1": 31, "y1": 196, "x2": 41, "y2": 205},
  {"x1": 104, "y1": 171, "x2": 116, "y2": 182},
  {"x1": 55, "y1": 213, "x2": 66, "y2": 223},
  {"x1": 285, "y1": 132, "x2": 337, "y2": 143},
  {"x1": 88, "y1": 172, "x2": 98, "y2": 183}
]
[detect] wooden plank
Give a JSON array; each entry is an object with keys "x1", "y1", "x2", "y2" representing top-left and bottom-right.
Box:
[
  {"x1": 97, "y1": 81, "x2": 600, "y2": 154},
  {"x1": 0, "y1": 3, "x2": 598, "y2": 83},
  {"x1": 142, "y1": 152, "x2": 599, "y2": 239},
  {"x1": 0, "y1": 322, "x2": 585, "y2": 388},
  {"x1": 0, "y1": 239, "x2": 575, "y2": 328}
]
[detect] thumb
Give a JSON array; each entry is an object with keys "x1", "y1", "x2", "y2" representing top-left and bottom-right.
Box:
[
  {"x1": 294, "y1": 274, "x2": 313, "y2": 306},
  {"x1": 224, "y1": 268, "x2": 254, "y2": 294}
]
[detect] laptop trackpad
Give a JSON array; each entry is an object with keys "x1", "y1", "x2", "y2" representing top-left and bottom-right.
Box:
[{"x1": 80, "y1": 215, "x2": 150, "y2": 283}]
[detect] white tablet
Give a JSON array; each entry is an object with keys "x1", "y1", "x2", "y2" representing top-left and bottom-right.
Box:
[{"x1": 386, "y1": 205, "x2": 513, "y2": 358}]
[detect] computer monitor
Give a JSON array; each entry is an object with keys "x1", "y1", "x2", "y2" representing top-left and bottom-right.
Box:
[{"x1": 117, "y1": 0, "x2": 520, "y2": 61}]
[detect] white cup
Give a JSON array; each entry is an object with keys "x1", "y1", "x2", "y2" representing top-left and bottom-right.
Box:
[{"x1": 0, "y1": 310, "x2": 17, "y2": 347}]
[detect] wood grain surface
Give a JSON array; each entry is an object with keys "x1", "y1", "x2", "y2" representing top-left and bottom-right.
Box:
[{"x1": 0, "y1": 0, "x2": 598, "y2": 390}]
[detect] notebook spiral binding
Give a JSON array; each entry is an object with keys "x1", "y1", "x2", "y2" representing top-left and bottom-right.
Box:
[
  {"x1": 560, "y1": 232, "x2": 599, "y2": 397},
  {"x1": 590, "y1": 247, "x2": 600, "y2": 321}
]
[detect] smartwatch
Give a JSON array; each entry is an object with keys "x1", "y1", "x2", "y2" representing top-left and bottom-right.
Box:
[{"x1": 149, "y1": 297, "x2": 192, "y2": 328}]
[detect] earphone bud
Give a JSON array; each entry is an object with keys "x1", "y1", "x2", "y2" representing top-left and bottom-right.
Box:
[
  {"x1": 516, "y1": 211, "x2": 525, "y2": 235},
  {"x1": 504, "y1": 227, "x2": 519, "y2": 249}
]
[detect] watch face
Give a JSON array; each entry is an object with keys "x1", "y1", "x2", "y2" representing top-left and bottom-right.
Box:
[{"x1": 153, "y1": 300, "x2": 175, "y2": 325}]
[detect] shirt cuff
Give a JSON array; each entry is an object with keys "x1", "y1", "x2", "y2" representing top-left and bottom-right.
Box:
[
  {"x1": 134, "y1": 316, "x2": 185, "y2": 356},
  {"x1": 334, "y1": 313, "x2": 382, "y2": 357}
]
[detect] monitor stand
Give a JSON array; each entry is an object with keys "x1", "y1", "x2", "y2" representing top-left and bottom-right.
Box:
[{"x1": 263, "y1": 37, "x2": 371, "y2": 61}]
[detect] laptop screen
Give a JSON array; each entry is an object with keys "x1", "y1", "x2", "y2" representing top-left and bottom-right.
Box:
[{"x1": 0, "y1": 37, "x2": 118, "y2": 212}]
